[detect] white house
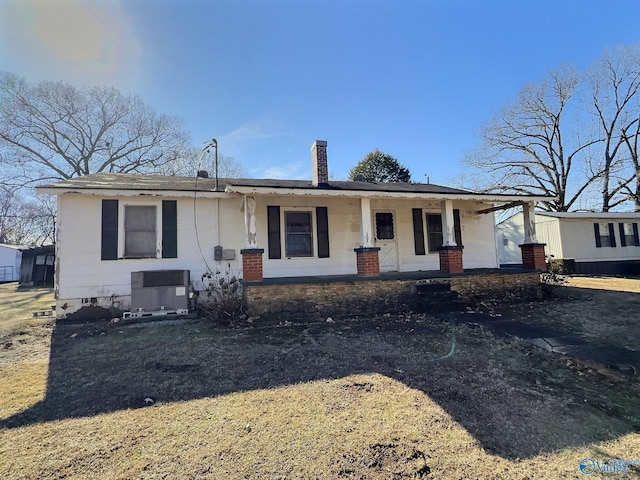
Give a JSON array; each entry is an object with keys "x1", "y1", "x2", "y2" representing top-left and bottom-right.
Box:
[
  {"x1": 0, "y1": 244, "x2": 23, "y2": 282},
  {"x1": 37, "y1": 140, "x2": 552, "y2": 319},
  {"x1": 497, "y1": 211, "x2": 640, "y2": 274}
]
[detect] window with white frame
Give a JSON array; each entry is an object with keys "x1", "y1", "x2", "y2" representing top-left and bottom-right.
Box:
[
  {"x1": 284, "y1": 211, "x2": 313, "y2": 257},
  {"x1": 124, "y1": 205, "x2": 157, "y2": 258},
  {"x1": 594, "y1": 222, "x2": 616, "y2": 248},
  {"x1": 619, "y1": 222, "x2": 640, "y2": 247},
  {"x1": 101, "y1": 199, "x2": 177, "y2": 261}
]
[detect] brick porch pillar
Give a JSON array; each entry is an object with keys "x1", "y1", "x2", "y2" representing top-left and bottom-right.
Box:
[
  {"x1": 241, "y1": 248, "x2": 265, "y2": 282},
  {"x1": 354, "y1": 247, "x2": 381, "y2": 277},
  {"x1": 438, "y1": 246, "x2": 464, "y2": 274},
  {"x1": 519, "y1": 243, "x2": 547, "y2": 271}
]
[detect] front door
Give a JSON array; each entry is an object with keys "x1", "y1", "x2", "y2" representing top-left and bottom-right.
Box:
[{"x1": 373, "y1": 211, "x2": 398, "y2": 272}]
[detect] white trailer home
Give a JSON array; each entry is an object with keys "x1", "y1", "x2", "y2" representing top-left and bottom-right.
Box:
[
  {"x1": 0, "y1": 244, "x2": 23, "y2": 282},
  {"x1": 497, "y1": 211, "x2": 640, "y2": 275}
]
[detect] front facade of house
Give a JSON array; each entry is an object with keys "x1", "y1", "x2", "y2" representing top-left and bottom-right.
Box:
[
  {"x1": 38, "y1": 141, "x2": 551, "y2": 319},
  {"x1": 498, "y1": 211, "x2": 640, "y2": 274}
]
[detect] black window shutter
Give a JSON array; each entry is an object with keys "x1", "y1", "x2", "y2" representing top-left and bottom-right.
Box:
[
  {"x1": 412, "y1": 208, "x2": 425, "y2": 255},
  {"x1": 162, "y1": 200, "x2": 178, "y2": 258},
  {"x1": 267, "y1": 206, "x2": 281, "y2": 259},
  {"x1": 619, "y1": 223, "x2": 627, "y2": 247},
  {"x1": 316, "y1": 207, "x2": 330, "y2": 258},
  {"x1": 633, "y1": 223, "x2": 640, "y2": 246},
  {"x1": 453, "y1": 209, "x2": 462, "y2": 246},
  {"x1": 101, "y1": 199, "x2": 119, "y2": 260},
  {"x1": 594, "y1": 223, "x2": 602, "y2": 248},
  {"x1": 608, "y1": 223, "x2": 616, "y2": 247}
]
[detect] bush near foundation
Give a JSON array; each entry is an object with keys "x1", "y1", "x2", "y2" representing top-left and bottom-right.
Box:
[{"x1": 197, "y1": 265, "x2": 246, "y2": 326}]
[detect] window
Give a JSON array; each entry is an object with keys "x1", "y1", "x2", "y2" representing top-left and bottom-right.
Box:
[
  {"x1": 285, "y1": 211, "x2": 313, "y2": 257},
  {"x1": 424, "y1": 210, "x2": 462, "y2": 253},
  {"x1": 375, "y1": 212, "x2": 395, "y2": 240},
  {"x1": 619, "y1": 222, "x2": 640, "y2": 247},
  {"x1": 125, "y1": 205, "x2": 157, "y2": 258},
  {"x1": 268, "y1": 206, "x2": 330, "y2": 259},
  {"x1": 101, "y1": 199, "x2": 177, "y2": 260},
  {"x1": 594, "y1": 222, "x2": 616, "y2": 248},
  {"x1": 426, "y1": 214, "x2": 444, "y2": 252}
]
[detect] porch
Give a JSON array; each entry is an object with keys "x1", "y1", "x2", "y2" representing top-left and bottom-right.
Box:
[{"x1": 242, "y1": 268, "x2": 545, "y2": 322}]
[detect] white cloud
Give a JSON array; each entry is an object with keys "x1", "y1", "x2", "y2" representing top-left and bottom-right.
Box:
[{"x1": 219, "y1": 114, "x2": 293, "y2": 151}]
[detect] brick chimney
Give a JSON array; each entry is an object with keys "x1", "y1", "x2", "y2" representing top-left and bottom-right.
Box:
[{"x1": 311, "y1": 140, "x2": 328, "y2": 186}]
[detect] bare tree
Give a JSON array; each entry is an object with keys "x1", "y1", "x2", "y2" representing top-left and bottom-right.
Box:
[
  {"x1": 158, "y1": 147, "x2": 247, "y2": 178},
  {"x1": 465, "y1": 66, "x2": 601, "y2": 211},
  {"x1": 0, "y1": 72, "x2": 191, "y2": 188},
  {"x1": 0, "y1": 187, "x2": 41, "y2": 245},
  {"x1": 24, "y1": 195, "x2": 57, "y2": 245},
  {"x1": 621, "y1": 116, "x2": 640, "y2": 210},
  {"x1": 586, "y1": 44, "x2": 640, "y2": 211}
]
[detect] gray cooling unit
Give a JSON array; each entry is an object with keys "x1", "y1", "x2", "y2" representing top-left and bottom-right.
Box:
[{"x1": 130, "y1": 270, "x2": 189, "y2": 313}]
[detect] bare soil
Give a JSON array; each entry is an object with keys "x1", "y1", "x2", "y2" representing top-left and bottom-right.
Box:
[{"x1": 1, "y1": 280, "x2": 639, "y2": 479}]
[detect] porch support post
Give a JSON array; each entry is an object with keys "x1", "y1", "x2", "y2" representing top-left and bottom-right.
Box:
[
  {"x1": 438, "y1": 200, "x2": 463, "y2": 273},
  {"x1": 519, "y1": 201, "x2": 547, "y2": 271},
  {"x1": 359, "y1": 197, "x2": 374, "y2": 247},
  {"x1": 240, "y1": 248, "x2": 265, "y2": 282},
  {"x1": 242, "y1": 195, "x2": 258, "y2": 249},
  {"x1": 354, "y1": 197, "x2": 380, "y2": 276},
  {"x1": 441, "y1": 199, "x2": 457, "y2": 246},
  {"x1": 241, "y1": 195, "x2": 264, "y2": 282},
  {"x1": 522, "y1": 201, "x2": 538, "y2": 243},
  {"x1": 354, "y1": 247, "x2": 381, "y2": 277}
]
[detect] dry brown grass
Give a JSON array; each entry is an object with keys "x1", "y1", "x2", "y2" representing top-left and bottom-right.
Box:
[{"x1": 1, "y1": 282, "x2": 640, "y2": 479}]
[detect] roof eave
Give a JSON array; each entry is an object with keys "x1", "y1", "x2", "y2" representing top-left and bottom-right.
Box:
[{"x1": 225, "y1": 184, "x2": 555, "y2": 202}]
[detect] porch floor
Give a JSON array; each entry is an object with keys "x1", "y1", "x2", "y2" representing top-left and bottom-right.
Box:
[{"x1": 245, "y1": 267, "x2": 536, "y2": 286}]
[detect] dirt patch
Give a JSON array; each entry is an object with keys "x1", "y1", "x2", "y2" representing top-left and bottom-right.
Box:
[{"x1": 1, "y1": 281, "x2": 640, "y2": 479}]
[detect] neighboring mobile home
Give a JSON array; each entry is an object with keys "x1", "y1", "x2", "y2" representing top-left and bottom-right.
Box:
[
  {"x1": 0, "y1": 244, "x2": 23, "y2": 282},
  {"x1": 37, "y1": 140, "x2": 551, "y2": 319},
  {"x1": 497, "y1": 211, "x2": 640, "y2": 275}
]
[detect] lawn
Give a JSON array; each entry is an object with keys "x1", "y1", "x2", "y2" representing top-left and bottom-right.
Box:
[{"x1": 1, "y1": 281, "x2": 639, "y2": 479}]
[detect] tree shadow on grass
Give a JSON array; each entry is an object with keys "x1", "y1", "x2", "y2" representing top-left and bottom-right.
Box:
[{"x1": 1, "y1": 314, "x2": 639, "y2": 460}]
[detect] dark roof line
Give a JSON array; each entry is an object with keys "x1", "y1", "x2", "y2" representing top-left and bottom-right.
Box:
[{"x1": 37, "y1": 172, "x2": 475, "y2": 195}]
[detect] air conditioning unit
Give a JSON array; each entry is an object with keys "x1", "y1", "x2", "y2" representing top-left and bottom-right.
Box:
[{"x1": 126, "y1": 270, "x2": 189, "y2": 317}]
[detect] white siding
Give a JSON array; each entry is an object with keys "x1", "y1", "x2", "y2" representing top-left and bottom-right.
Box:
[
  {"x1": 260, "y1": 197, "x2": 499, "y2": 277},
  {"x1": 558, "y1": 217, "x2": 640, "y2": 262},
  {"x1": 259, "y1": 196, "x2": 361, "y2": 278},
  {"x1": 496, "y1": 212, "x2": 525, "y2": 265},
  {"x1": 55, "y1": 193, "x2": 501, "y2": 316},
  {"x1": 55, "y1": 193, "x2": 244, "y2": 316},
  {"x1": 535, "y1": 216, "x2": 563, "y2": 259},
  {"x1": 497, "y1": 212, "x2": 640, "y2": 264},
  {"x1": 0, "y1": 245, "x2": 21, "y2": 281}
]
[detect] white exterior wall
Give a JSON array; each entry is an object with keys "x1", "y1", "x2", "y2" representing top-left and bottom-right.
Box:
[
  {"x1": 55, "y1": 192, "x2": 501, "y2": 316},
  {"x1": 496, "y1": 212, "x2": 525, "y2": 265},
  {"x1": 536, "y1": 216, "x2": 563, "y2": 259},
  {"x1": 557, "y1": 217, "x2": 640, "y2": 262},
  {"x1": 258, "y1": 196, "x2": 362, "y2": 277},
  {"x1": 497, "y1": 212, "x2": 640, "y2": 264},
  {"x1": 0, "y1": 245, "x2": 22, "y2": 281},
  {"x1": 55, "y1": 193, "x2": 244, "y2": 316},
  {"x1": 497, "y1": 212, "x2": 563, "y2": 264},
  {"x1": 258, "y1": 197, "x2": 498, "y2": 278}
]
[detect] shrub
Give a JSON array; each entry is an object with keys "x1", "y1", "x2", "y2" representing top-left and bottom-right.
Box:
[
  {"x1": 548, "y1": 258, "x2": 576, "y2": 275},
  {"x1": 197, "y1": 265, "x2": 246, "y2": 325}
]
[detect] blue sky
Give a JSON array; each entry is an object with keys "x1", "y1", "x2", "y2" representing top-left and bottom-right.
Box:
[{"x1": 1, "y1": 0, "x2": 640, "y2": 184}]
